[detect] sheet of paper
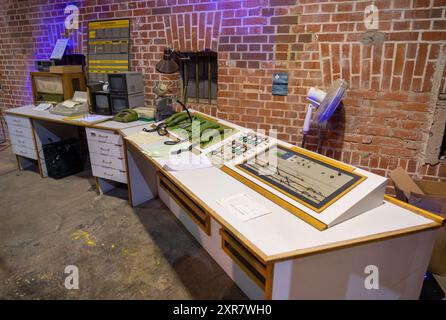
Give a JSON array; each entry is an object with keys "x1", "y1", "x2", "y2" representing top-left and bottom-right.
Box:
[
  {"x1": 50, "y1": 38, "x2": 69, "y2": 60},
  {"x1": 126, "y1": 131, "x2": 163, "y2": 145},
  {"x1": 142, "y1": 140, "x2": 190, "y2": 158},
  {"x1": 164, "y1": 153, "x2": 212, "y2": 171},
  {"x1": 64, "y1": 114, "x2": 112, "y2": 123},
  {"x1": 81, "y1": 114, "x2": 113, "y2": 123},
  {"x1": 62, "y1": 100, "x2": 79, "y2": 108},
  {"x1": 217, "y1": 193, "x2": 272, "y2": 222}
]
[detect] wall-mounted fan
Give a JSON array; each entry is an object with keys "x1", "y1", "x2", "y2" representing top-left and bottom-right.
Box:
[{"x1": 302, "y1": 79, "x2": 348, "y2": 149}]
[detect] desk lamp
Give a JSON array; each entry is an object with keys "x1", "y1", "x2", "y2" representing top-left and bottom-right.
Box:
[
  {"x1": 302, "y1": 79, "x2": 348, "y2": 150},
  {"x1": 156, "y1": 47, "x2": 193, "y2": 123}
]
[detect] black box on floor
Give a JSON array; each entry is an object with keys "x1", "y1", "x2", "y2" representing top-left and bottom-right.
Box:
[{"x1": 43, "y1": 139, "x2": 83, "y2": 179}]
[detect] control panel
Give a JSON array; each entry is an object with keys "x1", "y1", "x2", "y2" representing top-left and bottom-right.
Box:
[{"x1": 205, "y1": 130, "x2": 273, "y2": 167}]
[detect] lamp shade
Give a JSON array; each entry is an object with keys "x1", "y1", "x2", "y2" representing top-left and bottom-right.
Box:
[{"x1": 156, "y1": 47, "x2": 179, "y2": 74}]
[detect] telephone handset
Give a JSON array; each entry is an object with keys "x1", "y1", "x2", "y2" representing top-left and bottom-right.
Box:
[{"x1": 113, "y1": 109, "x2": 138, "y2": 123}]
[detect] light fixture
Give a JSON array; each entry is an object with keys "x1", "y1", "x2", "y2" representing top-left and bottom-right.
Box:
[
  {"x1": 156, "y1": 47, "x2": 179, "y2": 74},
  {"x1": 155, "y1": 47, "x2": 193, "y2": 130}
]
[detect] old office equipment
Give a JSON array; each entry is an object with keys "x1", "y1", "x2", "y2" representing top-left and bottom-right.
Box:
[
  {"x1": 219, "y1": 140, "x2": 386, "y2": 230},
  {"x1": 234, "y1": 145, "x2": 365, "y2": 211},
  {"x1": 153, "y1": 82, "x2": 173, "y2": 121},
  {"x1": 91, "y1": 91, "x2": 111, "y2": 115},
  {"x1": 110, "y1": 93, "x2": 145, "y2": 113},
  {"x1": 87, "y1": 19, "x2": 130, "y2": 83},
  {"x1": 108, "y1": 72, "x2": 144, "y2": 95},
  {"x1": 31, "y1": 71, "x2": 86, "y2": 104},
  {"x1": 50, "y1": 91, "x2": 89, "y2": 116}
]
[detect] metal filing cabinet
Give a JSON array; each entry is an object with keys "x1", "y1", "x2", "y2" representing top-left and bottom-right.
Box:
[{"x1": 86, "y1": 127, "x2": 127, "y2": 184}]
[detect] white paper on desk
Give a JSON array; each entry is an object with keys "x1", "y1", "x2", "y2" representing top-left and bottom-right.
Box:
[
  {"x1": 126, "y1": 131, "x2": 163, "y2": 145},
  {"x1": 164, "y1": 152, "x2": 213, "y2": 171},
  {"x1": 217, "y1": 193, "x2": 272, "y2": 222}
]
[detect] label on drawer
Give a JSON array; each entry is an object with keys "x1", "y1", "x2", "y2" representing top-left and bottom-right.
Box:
[
  {"x1": 9, "y1": 135, "x2": 35, "y2": 150},
  {"x1": 92, "y1": 164, "x2": 127, "y2": 184},
  {"x1": 86, "y1": 127, "x2": 122, "y2": 146},
  {"x1": 87, "y1": 139, "x2": 124, "y2": 159},
  {"x1": 12, "y1": 144, "x2": 37, "y2": 160},
  {"x1": 90, "y1": 153, "x2": 125, "y2": 171},
  {"x1": 7, "y1": 124, "x2": 34, "y2": 139},
  {"x1": 5, "y1": 115, "x2": 32, "y2": 129}
]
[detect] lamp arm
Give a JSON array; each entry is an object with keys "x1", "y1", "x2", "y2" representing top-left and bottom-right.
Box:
[{"x1": 176, "y1": 99, "x2": 193, "y2": 123}]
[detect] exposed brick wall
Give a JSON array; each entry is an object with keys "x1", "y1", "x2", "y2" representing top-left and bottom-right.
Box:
[{"x1": 1, "y1": 0, "x2": 446, "y2": 188}]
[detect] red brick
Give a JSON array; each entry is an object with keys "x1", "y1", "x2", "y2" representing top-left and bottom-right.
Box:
[
  {"x1": 0, "y1": 0, "x2": 444, "y2": 183},
  {"x1": 271, "y1": 15, "x2": 298, "y2": 25},
  {"x1": 269, "y1": 0, "x2": 297, "y2": 6},
  {"x1": 422, "y1": 32, "x2": 446, "y2": 41}
]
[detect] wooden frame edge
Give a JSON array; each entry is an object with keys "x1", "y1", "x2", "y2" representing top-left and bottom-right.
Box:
[
  {"x1": 266, "y1": 221, "x2": 441, "y2": 263},
  {"x1": 30, "y1": 119, "x2": 44, "y2": 178},
  {"x1": 384, "y1": 194, "x2": 445, "y2": 226},
  {"x1": 264, "y1": 263, "x2": 275, "y2": 300},
  {"x1": 122, "y1": 138, "x2": 134, "y2": 207}
]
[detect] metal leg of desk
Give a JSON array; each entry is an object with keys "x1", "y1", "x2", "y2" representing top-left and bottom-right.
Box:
[{"x1": 126, "y1": 142, "x2": 158, "y2": 207}]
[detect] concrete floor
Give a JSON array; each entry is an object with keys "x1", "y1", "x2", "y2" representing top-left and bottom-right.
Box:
[
  {"x1": 0, "y1": 144, "x2": 445, "y2": 300},
  {"x1": 0, "y1": 145, "x2": 246, "y2": 299}
]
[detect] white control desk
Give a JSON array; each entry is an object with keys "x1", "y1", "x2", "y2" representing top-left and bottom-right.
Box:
[
  {"x1": 121, "y1": 113, "x2": 444, "y2": 300},
  {"x1": 4, "y1": 106, "x2": 444, "y2": 299}
]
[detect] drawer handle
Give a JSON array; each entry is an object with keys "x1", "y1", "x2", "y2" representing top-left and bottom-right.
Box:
[
  {"x1": 98, "y1": 134, "x2": 109, "y2": 139},
  {"x1": 102, "y1": 160, "x2": 112, "y2": 164},
  {"x1": 104, "y1": 172, "x2": 113, "y2": 177},
  {"x1": 13, "y1": 119, "x2": 20, "y2": 123},
  {"x1": 18, "y1": 139, "x2": 25, "y2": 144},
  {"x1": 100, "y1": 147, "x2": 110, "y2": 152},
  {"x1": 15, "y1": 130, "x2": 23, "y2": 134}
]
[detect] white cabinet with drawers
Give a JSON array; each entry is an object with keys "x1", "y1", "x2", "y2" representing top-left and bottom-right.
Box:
[
  {"x1": 5, "y1": 115, "x2": 38, "y2": 161},
  {"x1": 86, "y1": 127, "x2": 127, "y2": 184}
]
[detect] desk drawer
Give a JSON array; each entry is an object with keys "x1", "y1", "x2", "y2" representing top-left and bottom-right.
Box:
[
  {"x1": 10, "y1": 135, "x2": 35, "y2": 150},
  {"x1": 90, "y1": 153, "x2": 125, "y2": 171},
  {"x1": 5, "y1": 115, "x2": 32, "y2": 129},
  {"x1": 12, "y1": 144, "x2": 37, "y2": 160},
  {"x1": 86, "y1": 128, "x2": 122, "y2": 146},
  {"x1": 92, "y1": 165, "x2": 127, "y2": 184},
  {"x1": 87, "y1": 139, "x2": 124, "y2": 159},
  {"x1": 7, "y1": 124, "x2": 34, "y2": 139},
  {"x1": 158, "y1": 171, "x2": 211, "y2": 235},
  {"x1": 220, "y1": 229, "x2": 268, "y2": 290}
]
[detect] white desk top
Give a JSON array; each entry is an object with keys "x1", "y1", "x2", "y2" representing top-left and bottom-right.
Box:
[
  {"x1": 5, "y1": 105, "x2": 149, "y2": 131},
  {"x1": 121, "y1": 120, "x2": 442, "y2": 263}
]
